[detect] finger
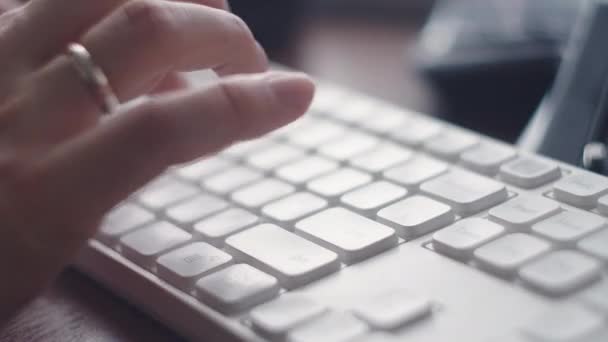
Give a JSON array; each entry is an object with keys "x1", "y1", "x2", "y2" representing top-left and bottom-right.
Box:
[
  {"x1": 14, "y1": 0, "x2": 128, "y2": 64},
  {"x1": 31, "y1": 72, "x2": 314, "y2": 238},
  {"x1": 83, "y1": 0, "x2": 267, "y2": 100},
  {"x1": 150, "y1": 72, "x2": 191, "y2": 95}
]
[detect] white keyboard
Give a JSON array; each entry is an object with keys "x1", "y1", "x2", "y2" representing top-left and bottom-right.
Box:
[{"x1": 75, "y1": 78, "x2": 608, "y2": 342}]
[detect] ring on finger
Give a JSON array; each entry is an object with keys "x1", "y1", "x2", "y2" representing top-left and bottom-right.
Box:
[{"x1": 65, "y1": 43, "x2": 119, "y2": 115}]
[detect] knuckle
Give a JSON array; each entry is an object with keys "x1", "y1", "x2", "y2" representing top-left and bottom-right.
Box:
[
  {"x1": 122, "y1": 0, "x2": 176, "y2": 42},
  {"x1": 216, "y1": 80, "x2": 254, "y2": 139}
]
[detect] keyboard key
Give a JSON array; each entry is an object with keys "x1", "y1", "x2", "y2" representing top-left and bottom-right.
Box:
[
  {"x1": 521, "y1": 305, "x2": 605, "y2": 342},
  {"x1": 531, "y1": 211, "x2": 604, "y2": 246},
  {"x1": 377, "y1": 195, "x2": 454, "y2": 239},
  {"x1": 138, "y1": 180, "x2": 198, "y2": 209},
  {"x1": 460, "y1": 143, "x2": 517, "y2": 175},
  {"x1": 579, "y1": 279, "x2": 608, "y2": 314},
  {"x1": 247, "y1": 143, "x2": 306, "y2": 171},
  {"x1": 165, "y1": 194, "x2": 227, "y2": 225},
  {"x1": 195, "y1": 264, "x2": 279, "y2": 314},
  {"x1": 330, "y1": 95, "x2": 378, "y2": 123},
  {"x1": 222, "y1": 139, "x2": 272, "y2": 158},
  {"x1": 500, "y1": 157, "x2": 560, "y2": 189},
  {"x1": 340, "y1": 181, "x2": 407, "y2": 212},
  {"x1": 225, "y1": 224, "x2": 340, "y2": 289},
  {"x1": 193, "y1": 208, "x2": 258, "y2": 246},
  {"x1": 276, "y1": 156, "x2": 339, "y2": 184},
  {"x1": 250, "y1": 295, "x2": 327, "y2": 339},
  {"x1": 310, "y1": 83, "x2": 346, "y2": 113},
  {"x1": 295, "y1": 208, "x2": 398, "y2": 264},
  {"x1": 519, "y1": 250, "x2": 601, "y2": 296},
  {"x1": 99, "y1": 203, "x2": 154, "y2": 245},
  {"x1": 120, "y1": 221, "x2": 191, "y2": 269},
  {"x1": 319, "y1": 132, "x2": 379, "y2": 161},
  {"x1": 383, "y1": 154, "x2": 448, "y2": 189},
  {"x1": 597, "y1": 193, "x2": 608, "y2": 214},
  {"x1": 231, "y1": 179, "x2": 294, "y2": 208},
  {"x1": 352, "y1": 289, "x2": 431, "y2": 330},
  {"x1": 288, "y1": 312, "x2": 368, "y2": 342},
  {"x1": 420, "y1": 169, "x2": 508, "y2": 216},
  {"x1": 474, "y1": 233, "x2": 551, "y2": 278},
  {"x1": 262, "y1": 192, "x2": 328, "y2": 223},
  {"x1": 307, "y1": 168, "x2": 372, "y2": 197},
  {"x1": 485, "y1": 334, "x2": 530, "y2": 342},
  {"x1": 365, "y1": 108, "x2": 410, "y2": 133},
  {"x1": 175, "y1": 157, "x2": 232, "y2": 181},
  {"x1": 349, "y1": 333, "x2": 403, "y2": 342},
  {"x1": 203, "y1": 166, "x2": 262, "y2": 194},
  {"x1": 350, "y1": 143, "x2": 413, "y2": 173},
  {"x1": 391, "y1": 117, "x2": 442, "y2": 146},
  {"x1": 432, "y1": 218, "x2": 505, "y2": 260},
  {"x1": 424, "y1": 129, "x2": 479, "y2": 160},
  {"x1": 287, "y1": 118, "x2": 347, "y2": 148},
  {"x1": 157, "y1": 242, "x2": 232, "y2": 290},
  {"x1": 488, "y1": 195, "x2": 561, "y2": 230},
  {"x1": 578, "y1": 228, "x2": 608, "y2": 261},
  {"x1": 553, "y1": 172, "x2": 608, "y2": 208}
]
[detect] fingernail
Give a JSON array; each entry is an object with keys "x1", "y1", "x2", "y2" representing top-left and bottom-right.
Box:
[{"x1": 267, "y1": 72, "x2": 315, "y2": 113}]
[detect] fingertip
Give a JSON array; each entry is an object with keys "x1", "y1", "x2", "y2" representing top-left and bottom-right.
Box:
[{"x1": 266, "y1": 71, "x2": 315, "y2": 118}]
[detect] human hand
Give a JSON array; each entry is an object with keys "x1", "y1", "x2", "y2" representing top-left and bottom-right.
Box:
[{"x1": 0, "y1": 0, "x2": 314, "y2": 323}]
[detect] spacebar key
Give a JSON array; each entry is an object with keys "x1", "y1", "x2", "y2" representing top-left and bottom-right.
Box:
[{"x1": 225, "y1": 224, "x2": 340, "y2": 289}]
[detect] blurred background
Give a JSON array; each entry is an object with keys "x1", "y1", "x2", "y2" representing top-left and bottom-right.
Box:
[{"x1": 230, "y1": 0, "x2": 584, "y2": 144}]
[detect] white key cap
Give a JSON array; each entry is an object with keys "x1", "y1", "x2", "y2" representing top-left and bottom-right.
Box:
[
  {"x1": 262, "y1": 192, "x2": 328, "y2": 223},
  {"x1": 138, "y1": 180, "x2": 198, "y2": 209},
  {"x1": 203, "y1": 166, "x2": 262, "y2": 194},
  {"x1": 377, "y1": 195, "x2": 454, "y2": 239},
  {"x1": 310, "y1": 83, "x2": 347, "y2": 113},
  {"x1": 349, "y1": 332, "x2": 403, "y2": 342},
  {"x1": 193, "y1": 208, "x2": 258, "y2": 246},
  {"x1": 330, "y1": 95, "x2": 377, "y2": 123},
  {"x1": 175, "y1": 157, "x2": 232, "y2": 181},
  {"x1": 597, "y1": 194, "x2": 608, "y2": 215},
  {"x1": 319, "y1": 132, "x2": 379, "y2": 161},
  {"x1": 156, "y1": 242, "x2": 232, "y2": 290},
  {"x1": 270, "y1": 115, "x2": 315, "y2": 138},
  {"x1": 247, "y1": 143, "x2": 306, "y2": 170},
  {"x1": 485, "y1": 334, "x2": 531, "y2": 342},
  {"x1": 460, "y1": 143, "x2": 517, "y2": 175},
  {"x1": 99, "y1": 204, "x2": 154, "y2": 245},
  {"x1": 225, "y1": 224, "x2": 340, "y2": 289},
  {"x1": 579, "y1": 279, "x2": 608, "y2": 314},
  {"x1": 288, "y1": 312, "x2": 368, "y2": 342},
  {"x1": 365, "y1": 108, "x2": 410, "y2": 133},
  {"x1": 424, "y1": 129, "x2": 479, "y2": 160},
  {"x1": 420, "y1": 169, "x2": 508, "y2": 216},
  {"x1": 222, "y1": 139, "x2": 272, "y2": 158},
  {"x1": 553, "y1": 172, "x2": 608, "y2": 208},
  {"x1": 295, "y1": 208, "x2": 398, "y2": 264},
  {"x1": 522, "y1": 305, "x2": 605, "y2": 342},
  {"x1": 519, "y1": 250, "x2": 601, "y2": 296},
  {"x1": 307, "y1": 168, "x2": 372, "y2": 197},
  {"x1": 340, "y1": 181, "x2": 407, "y2": 212},
  {"x1": 489, "y1": 195, "x2": 561, "y2": 230},
  {"x1": 352, "y1": 289, "x2": 431, "y2": 330},
  {"x1": 432, "y1": 218, "x2": 505, "y2": 260},
  {"x1": 500, "y1": 157, "x2": 560, "y2": 189},
  {"x1": 391, "y1": 118, "x2": 442, "y2": 146},
  {"x1": 231, "y1": 179, "x2": 294, "y2": 208},
  {"x1": 531, "y1": 211, "x2": 604, "y2": 245},
  {"x1": 165, "y1": 194, "x2": 227, "y2": 225},
  {"x1": 578, "y1": 228, "x2": 608, "y2": 261},
  {"x1": 250, "y1": 295, "x2": 327, "y2": 339},
  {"x1": 120, "y1": 221, "x2": 191, "y2": 269},
  {"x1": 276, "y1": 156, "x2": 339, "y2": 184},
  {"x1": 287, "y1": 119, "x2": 347, "y2": 148},
  {"x1": 195, "y1": 264, "x2": 279, "y2": 314},
  {"x1": 383, "y1": 154, "x2": 448, "y2": 189},
  {"x1": 473, "y1": 233, "x2": 551, "y2": 277},
  {"x1": 350, "y1": 143, "x2": 413, "y2": 173}
]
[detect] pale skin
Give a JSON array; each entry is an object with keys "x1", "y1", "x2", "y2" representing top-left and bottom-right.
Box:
[{"x1": 0, "y1": 0, "x2": 314, "y2": 324}]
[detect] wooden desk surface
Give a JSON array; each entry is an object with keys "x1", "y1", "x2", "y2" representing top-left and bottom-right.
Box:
[{"x1": 0, "y1": 17, "x2": 433, "y2": 342}]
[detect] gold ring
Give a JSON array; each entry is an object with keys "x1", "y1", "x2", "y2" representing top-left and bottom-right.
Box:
[{"x1": 65, "y1": 43, "x2": 119, "y2": 115}]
